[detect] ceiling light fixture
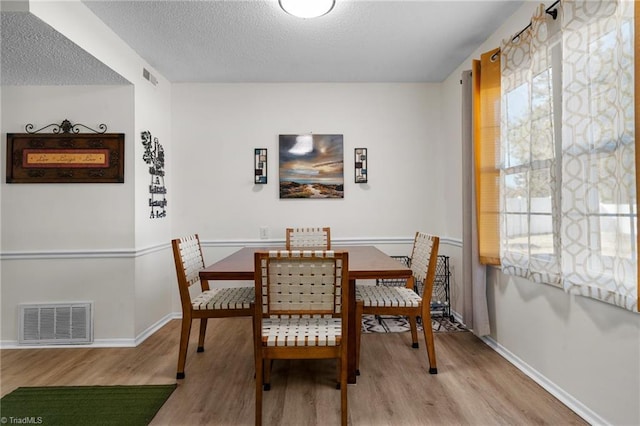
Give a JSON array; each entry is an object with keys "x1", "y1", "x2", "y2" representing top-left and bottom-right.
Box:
[{"x1": 279, "y1": 0, "x2": 335, "y2": 19}]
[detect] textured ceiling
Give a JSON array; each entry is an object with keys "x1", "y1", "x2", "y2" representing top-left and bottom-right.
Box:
[
  {"x1": 1, "y1": 12, "x2": 130, "y2": 86},
  {"x1": 1, "y1": 1, "x2": 525, "y2": 86},
  {"x1": 83, "y1": 0, "x2": 524, "y2": 83}
]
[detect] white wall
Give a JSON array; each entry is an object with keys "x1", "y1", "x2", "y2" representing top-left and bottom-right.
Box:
[
  {"x1": 131, "y1": 58, "x2": 173, "y2": 338},
  {"x1": 1, "y1": 0, "x2": 175, "y2": 344},
  {"x1": 28, "y1": 0, "x2": 175, "y2": 340},
  {"x1": 26, "y1": 0, "x2": 174, "y2": 247},
  {"x1": 1, "y1": 85, "x2": 135, "y2": 250},
  {"x1": 440, "y1": 3, "x2": 640, "y2": 425},
  {"x1": 0, "y1": 85, "x2": 136, "y2": 342},
  {"x1": 170, "y1": 82, "x2": 462, "y2": 299},
  {"x1": 487, "y1": 270, "x2": 640, "y2": 426},
  {"x1": 171, "y1": 83, "x2": 447, "y2": 243}
]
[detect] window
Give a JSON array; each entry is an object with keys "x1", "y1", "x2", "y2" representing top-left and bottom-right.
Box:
[{"x1": 488, "y1": 0, "x2": 638, "y2": 312}]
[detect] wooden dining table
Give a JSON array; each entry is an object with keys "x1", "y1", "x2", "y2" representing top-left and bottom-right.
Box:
[{"x1": 199, "y1": 245, "x2": 412, "y2": 384}]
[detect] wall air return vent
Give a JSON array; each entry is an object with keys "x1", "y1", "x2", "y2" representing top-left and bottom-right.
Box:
[
  {"x1": 142, "y1": 68, "x2": 158, "y2": 86},
  {"x1": 19, "y1": 302, "x2": 93, "y2": 345}
]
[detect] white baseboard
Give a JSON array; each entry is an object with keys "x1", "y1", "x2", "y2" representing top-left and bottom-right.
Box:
[
  {"x1": 1, "y1": 313, "x2": 179, "y2": 349},
  {"x1": 480, "y1": 335, "x2": 608, "y2": 426},
  {"x1": 133, "y1": 312, "x2": 179, "y2": 346}
]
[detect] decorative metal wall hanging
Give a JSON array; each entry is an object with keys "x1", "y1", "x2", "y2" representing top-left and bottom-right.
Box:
[
  {"x1": 255, "y1": 148, "x2": 267, "y2": 184},
  {"x1": 279, "y1": 134, "x2": 344, "y2": 199},
  {"x1": 354, "y1": 148, "x2": 367, "y2": 183},
  {"x1": 6, "y1": 119, "x2": 124, "y2": 184},
  {"x1": 25, "y1": 119, "x2": 107, "y2": 134},
  {"x1": 141, "y1": 131, "x2": 167, "y2": 219}
]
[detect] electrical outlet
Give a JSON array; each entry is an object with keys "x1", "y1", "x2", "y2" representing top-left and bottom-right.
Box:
[{"x1": 260, "y1": 226, "x2": 269, "y2": 239}]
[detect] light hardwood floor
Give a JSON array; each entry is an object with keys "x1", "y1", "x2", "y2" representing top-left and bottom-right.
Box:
[{"x1": 1, "y1": 318, "x2": 587, "y2": 425}]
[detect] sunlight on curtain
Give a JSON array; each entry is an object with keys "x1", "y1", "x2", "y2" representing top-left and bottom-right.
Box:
[
  {"x1": 500, "y1": 5, "x2": 562, "y2": 285},
  {"x1": 561, "y1": 0, "x2": 637, "y2": 311},
  {"x1": 473, "y1": 49, "x2": 501, "y2": 266}
]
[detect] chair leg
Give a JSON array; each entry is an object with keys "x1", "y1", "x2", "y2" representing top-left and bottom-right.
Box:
[
  {"x1": 421, "y1": 307, "x2": 438, "y2": 374},
  {"x1": 408, "y1": 315, "x2": 419, "y2": 349},
  {"x1": 355, "y1": 301, "x2": 364, "y2": 375},
  {"x1": 197, "y1": 318, "x2": 208, "y2": 352},
  {"x1": 176, "y1": 317, "x2": 192, "y2": 379},
  {"x1": 253, "y1": 303, "x2": 263, "y2": 426},
  {"x1": 340, "y1": 349, "x2": 348, "y2": 426},
  {"x1": 255, "y1": 349, "x2": 263, "y2": 426},
  {"x1": 263, "y1": 359, "x2": 272, "y2": 391}
]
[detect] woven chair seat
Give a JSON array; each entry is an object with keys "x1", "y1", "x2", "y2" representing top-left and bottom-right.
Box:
[
  {"x1": 356, "y1": 284, "x2": 421, "y2": 308},
  {"x1": 262, "y1": 317, "x2": 342, "y2": 347},
  {"x1": 192, "y1": 286, "x2": 254, "y2": 310}
]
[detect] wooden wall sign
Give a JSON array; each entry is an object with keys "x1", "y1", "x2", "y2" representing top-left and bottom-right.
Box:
[{"x1": 6, "y1": 120, "x2": 124, "y2": 184}]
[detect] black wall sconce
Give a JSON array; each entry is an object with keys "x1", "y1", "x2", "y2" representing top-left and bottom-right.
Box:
[
  {"x1": 255, "y1": 148, "x2": 267, "y2": 184},
  {"x1": 355, "y1": 148, "x2": 367, "y2": 183}
]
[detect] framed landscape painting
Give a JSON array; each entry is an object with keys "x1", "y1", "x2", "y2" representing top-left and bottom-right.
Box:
[{"x1": 279, "y1": 134, "x2": 344, "y2": 199}]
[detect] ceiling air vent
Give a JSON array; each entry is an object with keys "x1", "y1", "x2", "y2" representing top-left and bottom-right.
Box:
[{"x1": 19, "y1": 302, "x2": 93, "y2": 345}]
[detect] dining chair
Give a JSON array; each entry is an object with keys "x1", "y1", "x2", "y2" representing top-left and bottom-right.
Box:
[
  {"x1": 355, "y1": 232, "x2": 440, "y2": 374},
  {"x1": 171, "y1": 234, "x2": 254, "y2": 379},
  {"x1": 285, "y1": 227, "x2": 331, "y2": 250},
  {"x1": 253, "y1": 250, "x2": 349, "y2": 426}
]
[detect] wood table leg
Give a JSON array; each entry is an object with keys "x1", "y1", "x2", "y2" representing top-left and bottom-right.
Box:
[{"x1": 347, "y1": 278, "x2": 357, "y2": 384}]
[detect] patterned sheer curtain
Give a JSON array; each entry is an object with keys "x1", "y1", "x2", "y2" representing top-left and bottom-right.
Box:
[
  {"x1": 561, "y1": 0, "x2": 637, "y2": 311},
  {"x1": 500, "y1": 5, "x2": 562, "y2": 286}
]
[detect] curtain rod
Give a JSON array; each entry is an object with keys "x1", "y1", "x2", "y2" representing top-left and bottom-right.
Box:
[
  {"x1": 511, "y1": 0, "x2": 561, "y2": 42},
  {"x1": 487, "y1": 0, "x2": 561, "y2": 62}
]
